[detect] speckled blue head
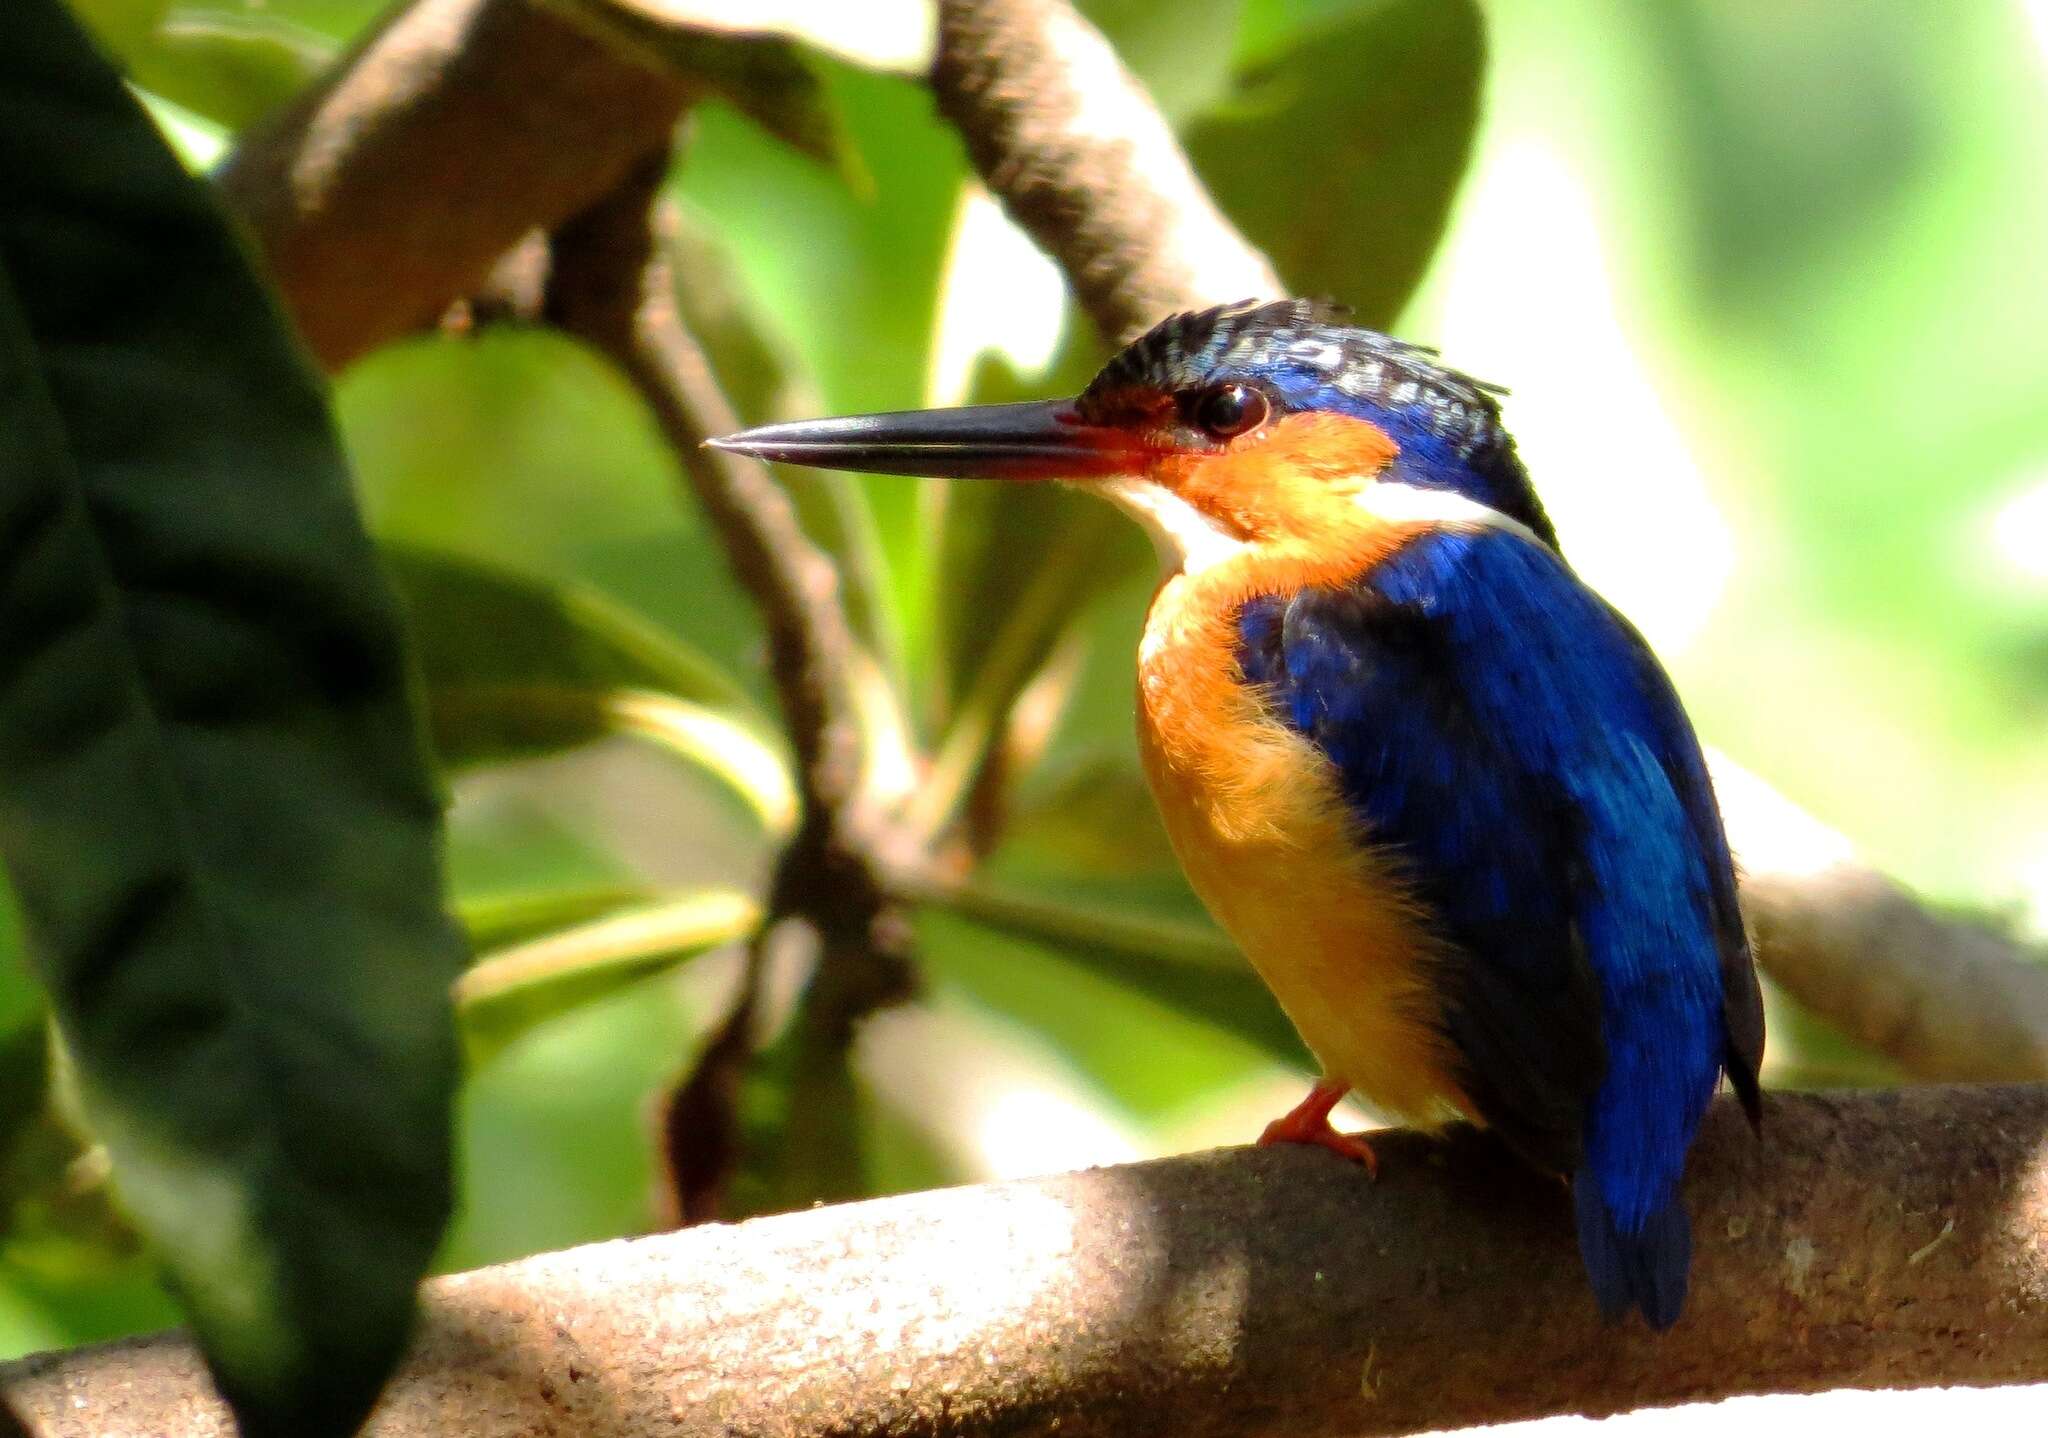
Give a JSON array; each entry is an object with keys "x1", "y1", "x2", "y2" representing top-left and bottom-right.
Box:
[{"x1": 1079, "y1": 300, "x2": 1559, "y2": 549}]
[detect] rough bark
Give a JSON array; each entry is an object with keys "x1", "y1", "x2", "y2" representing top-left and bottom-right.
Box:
[
  {"x1": 217, "y1": 0, "x2": 688, "y2": 370},
  {"x1": 5, "y1": 1087, "x2": 2046, "y2": 1436}
]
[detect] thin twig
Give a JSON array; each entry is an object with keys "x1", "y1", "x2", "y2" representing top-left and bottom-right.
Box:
[
  {"x1": 6, "y1": 1087, "x2": 2045, "y2": 1436},
  {"x1": 544, "y1": 149, "x2": 917, "y2": 1217}
]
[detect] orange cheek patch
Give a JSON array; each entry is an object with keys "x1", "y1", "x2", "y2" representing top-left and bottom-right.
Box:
[{"x1": 1155, "y1": 411, "x2": 1399, "y2": 537}]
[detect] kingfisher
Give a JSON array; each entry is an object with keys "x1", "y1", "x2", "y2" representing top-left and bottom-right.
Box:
[{"x1": 712, "y1": 299, "x2": 1765, "y2": 1328}]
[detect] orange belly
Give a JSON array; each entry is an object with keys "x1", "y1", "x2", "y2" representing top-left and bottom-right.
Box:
[{"x1": 1136, "y1": 571, "x2": 1469, "y2": 1127}]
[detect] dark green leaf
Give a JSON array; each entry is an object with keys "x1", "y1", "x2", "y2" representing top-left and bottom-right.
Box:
[
  {"x1": 128, "y1": 9, "x2": 333, "y2": 132},
  {"x1": 0, "y1": 5, "x2": 465, "y2": 1431},
  {"x1": 386, "y1": 542, "x2": 757, "y2": 730},
  {"x1": 1188, "y1": 0, "x2": 1484, "y2": 326}
]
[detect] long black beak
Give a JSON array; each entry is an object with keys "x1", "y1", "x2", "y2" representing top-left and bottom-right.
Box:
[{"x1": 706, "y1": 398, "x2": 1143, "y2": 481}]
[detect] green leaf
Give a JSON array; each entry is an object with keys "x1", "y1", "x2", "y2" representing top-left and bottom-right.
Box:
[
  {"x1": 456, "y1": 883, "x2": 653, "y2": 953},
  {"x1": 0, "y1": 5, "x2": 466, "y2": 1432},
  {"x1": 386, "y1": 544, "x2": 796, "y2": 830},
  {"x1": 720, "y1": 973, "x2": 871, "y2": 1221},
  {"x1": 127, "y1": 9, "x2": 333, "y2": 132},
  {"x1": 553, "y1": 0, "x2": 929, "y2": 75},
  {"x1": 64, "y1": 0, "x2": 168, "y2": 59},
  {"x1": 909, "y1": 878, "x2": 1309, "y2": 1066},
  {"x1": 1188, "y1": 0, "x2": 1485, "y2": 326},
  {"x1": 1081, "y1": 0, "x2": 1246, "y2": 124},
  {"x1": 456, "y1": 889, "x2": 758, "y2": 1067}
]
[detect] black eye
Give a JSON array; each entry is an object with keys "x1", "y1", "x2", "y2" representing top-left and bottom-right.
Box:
[{"x1": 1192, "y1": 383, "x2": 1269, "y2": 439}]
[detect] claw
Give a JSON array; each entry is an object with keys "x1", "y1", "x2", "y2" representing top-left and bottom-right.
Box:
[{"x1": 1257, "y1": 1079, "x2": 1378, "y2": 1178}]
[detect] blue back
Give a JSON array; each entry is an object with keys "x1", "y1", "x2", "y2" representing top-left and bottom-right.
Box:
[{"x1": 1237, "y1": 524, "x2": 1760, "y2": 1326}]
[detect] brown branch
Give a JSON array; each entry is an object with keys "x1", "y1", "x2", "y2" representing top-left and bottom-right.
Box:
[
  {"x1": 931, "y1": 0, "x2": 1280, "y2": 342},
  {"x1": 1746, "y1": 866, "x2": 2048, "y2": 1080},
  {"x1": 6, "y1": 1087, "x2": 2046, "y2": 1436},
  {"x1": 218, "y1": 0, "x2": 689, "y2": 371},
  {"x1": 927, "y1": 0, "x2": 2048, "y2": 1084}
]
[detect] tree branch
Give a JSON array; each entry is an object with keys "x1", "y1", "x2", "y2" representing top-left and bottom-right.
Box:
[
  {"x1": 930, "y1": 0, "x2": 1279, "y2": 342},
  {"x1": 218, "y1": 0, "x2": 689, "y2": 371},
  {"x1": 926, "y1": 0, "x2": 2048, "y2": 1083},
  {"x1": 5, "y1": 1086, "x2": 2045, "y2": 1436}
]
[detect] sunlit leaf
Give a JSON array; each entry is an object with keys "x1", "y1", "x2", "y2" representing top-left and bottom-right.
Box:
[
  {"x1": 339, "y1": 329, "x2": 772, "y2": 699},
  {"x1": 457, "y1": 883, "x2": 654, "y2": 953},
  {"x1": 1188, "y1": 0, "x2": 1484, "y2": 326},
  {"x1": 0, "y1": 4, "x2": 464, "y2": 1431},
  {"x1": 457, "y1": 889, "x2": 758, "y2": 1067},
  {"x1": 128, "y1": 9, "x2": 332, "y2": 132},
  {"x1": 64, "y1": 0, "x2": 168, "y2": 58},
  {"x1": 386, "y1": 545, "x2": 797, "y2": 829}
]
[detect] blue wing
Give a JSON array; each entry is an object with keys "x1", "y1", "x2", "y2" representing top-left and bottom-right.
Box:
[{"x1": 1238, "y1": 525, "x2": 1762, "y2": 1328}]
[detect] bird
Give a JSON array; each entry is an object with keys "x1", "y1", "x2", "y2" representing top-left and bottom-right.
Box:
[{"x1": 711, "y1": 298, "x2": 1765, "y2": 1329}]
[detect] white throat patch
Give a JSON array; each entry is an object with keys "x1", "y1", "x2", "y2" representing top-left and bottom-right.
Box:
[
  {"x1": 1354, "y1": 482, "x2": 1539, "y2": 544},
  {"x1": 1099, "y1": 478, "x2": 1246, "y2": 576}
]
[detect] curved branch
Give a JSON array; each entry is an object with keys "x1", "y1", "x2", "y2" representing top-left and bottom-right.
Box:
[
  {"x1": 930, "y1": 0, "x2": 1279, "y2": 341},
  {"x1": 218, "y1": 0, "x2": 688, "y2": 370},
  {"x1": 927, "y1": 0, "x2": 2048, "y2": 1083},
  {"x1": 6, "y1": 1087, "x2": 2046, "y2": 1436}
]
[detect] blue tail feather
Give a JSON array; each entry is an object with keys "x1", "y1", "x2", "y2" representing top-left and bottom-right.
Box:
[{"x1": 1573, "y1": 1172, "x2": 1691, "y2": 1331}]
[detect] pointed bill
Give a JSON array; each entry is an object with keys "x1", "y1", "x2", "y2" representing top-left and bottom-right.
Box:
[{"x1": 708, "y1": 398, "x2": 1144, "y2": 481}]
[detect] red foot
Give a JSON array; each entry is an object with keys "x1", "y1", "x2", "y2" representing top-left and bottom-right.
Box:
[{"x1": 1258, "y1": 1079, "x2": 1378, "y2": 1177}]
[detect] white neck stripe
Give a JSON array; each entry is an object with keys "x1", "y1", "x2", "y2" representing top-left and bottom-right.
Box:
[
  {"x1": 1099, "y1": 478, "x2": 1247, "y2": 576},
  {"x1": 1096, "y1": 478, "x2": 1542, "y2": 578},
  {"x1": 1354, "y1": 481, "x2": 1540, "y2": 545}
]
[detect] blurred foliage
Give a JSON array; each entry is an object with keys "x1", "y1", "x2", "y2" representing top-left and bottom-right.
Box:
[{"x1": 11, "y1": 0, "x2": 2044, "y2": 1389}]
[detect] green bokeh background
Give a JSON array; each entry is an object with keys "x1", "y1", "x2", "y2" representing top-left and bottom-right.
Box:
[{"x1": 10, "y1": 0, "x2": 2044, "y2": 1359}]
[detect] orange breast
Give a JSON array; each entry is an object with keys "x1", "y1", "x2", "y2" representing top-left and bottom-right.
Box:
[{"x1": 1135, "y1": 555, "x2": 1471, "y2": 1127}]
